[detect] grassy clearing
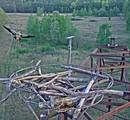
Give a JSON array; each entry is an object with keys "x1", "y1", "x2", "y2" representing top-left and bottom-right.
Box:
[{"x1": 0, "y1": 14, "x2": 130, "y2": 77}]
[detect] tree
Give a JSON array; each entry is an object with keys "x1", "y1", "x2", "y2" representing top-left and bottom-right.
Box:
[
  {"x1": 97, "y1": 23, "x2": 112, "y2": 46},
  {"x1": 27, "y1": 13, "x2": 77, "y2": 47},
  {"x1": 126, "y1": 13, "x2": 130, "y2": 31},
  {"x1": 36, "y1": 7, "x2": 43, "y2": 16},
  {"x1": 123, "y1": 0, "x2": 130, "y2": 18},
  {"x1": 123, "y1": 0, "x2": 130, "y2": 31},
  {"x1": 98, "y1": 7, "x2": 108, "y2": 17}
]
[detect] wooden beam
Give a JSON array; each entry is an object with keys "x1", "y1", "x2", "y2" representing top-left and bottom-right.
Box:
[
  {"x1": 93, "y1": 106, "x2": 130, "y2": 120},
  {"x1": 90, "y1": 51, "x2": 130, "y2": 56},
  {"x1": 97, "y1": 64, "x2": 130, "y2": 70},
  {"x1": 96, "y1": 102, "x2": 130, "y2": 120},
  {"x1": 73, "y1": 77, "x2": 96, "y2": 119}
]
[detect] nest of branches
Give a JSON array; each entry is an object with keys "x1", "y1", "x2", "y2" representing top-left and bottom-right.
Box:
[{"x1": 1, "y1": 61, "x2": 130, "y2": 120}]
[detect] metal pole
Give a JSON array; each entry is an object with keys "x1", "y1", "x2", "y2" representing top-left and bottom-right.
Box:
[
  {"x1": 120, "y1": 53, "x2": 125, "y2": 81},
  {"x1": 67, "y1": 36, "x2": 75, "y2": 65},
  {"x1": 67, "y1": 36, "x2": 75, "y2": 77}
]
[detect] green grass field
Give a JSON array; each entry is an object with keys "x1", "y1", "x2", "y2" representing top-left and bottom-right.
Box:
[{"x1": 0, "y1": 14, "x2": 129, "y2": 76}]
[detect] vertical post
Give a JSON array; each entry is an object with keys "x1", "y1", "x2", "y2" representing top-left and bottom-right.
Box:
[
  {"x1": 68, "y1": 38, "x2": 72, "y2": 65},
  {"x1": 67, "y1": 36, "x2": 75, "y2": 77},
  {"x1": 67, "y1": 36, "x2": 75, "y2": 65},
  {"x1": 90, "y1": 57, "x2": 93, "y2": 70},
  {"x1": 120, "y1": 53, "x2": 125, "y2": 81},
  {"x1": 107, "y1": 96, "x2": 112, "y2": 112},
  {"x1": 120, "y1": 47, "x2": 127, "y2": 81},
  {"x1": 99, "y1": 48, "x2": 102, "y2": 74}
]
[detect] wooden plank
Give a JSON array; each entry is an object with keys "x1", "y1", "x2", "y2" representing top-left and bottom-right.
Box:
[
  {"x1": 96, "y1": 102, "x2": 130, "y2": 120},
  {"x1": 93, "y1": 106, "x2": 130, "y2": 120},
  {"x1": 90, "y1": 51, "x2": 130, "y2": 56},
  {"x1": 73, "y1": 76, "x2": 97, "y2": 119},
  {"x1": 97, "y1": 65, "x2": 130, "y2": 70}
]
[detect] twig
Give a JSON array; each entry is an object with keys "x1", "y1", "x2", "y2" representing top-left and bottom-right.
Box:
[{"x1": 0, "y1": 88, "x2": 16, "y2": 104}]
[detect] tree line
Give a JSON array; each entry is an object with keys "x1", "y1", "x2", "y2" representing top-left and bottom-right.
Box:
[
  {"x1": 0, "y1": 0, "x2": 124, "y2": 13},
  {"x1": 124, "y1": 0, "x2": 130, "y2": 31}
]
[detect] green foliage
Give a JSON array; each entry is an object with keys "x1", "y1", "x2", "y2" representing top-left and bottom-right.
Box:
[
  {"x1": 0, "y1": 0, "x2": 124, "y2": 14},
  {"x1": 16, "y1": 48, "x2": 31, "y2": 54},
  {"x1": 72, "y1": 9, "x2": 77, "y2": 17},
  {"x1": 81, "y1": 42, "x2": 95, "y2": 51},
  {"x1": 97, "y1": 7, "x2": 108, "y2": 17},
  {"x1": 73, "y1": 6, "x2": 120, "y2": 17},
  {"x1": 113, "y1": 7, "x2": 120, "y2": 16},
  {"x1": 98, "y1": 7, "x2": 120, "y2": 17},
  {"x1": 79, "y1": 8, "x2": 87, "y2": 17},
  {"x1": 123, "y1": 0, "x2": 130, "y2": 18},
  {"x1": 93, "y1": 8, "x2": 99, "y2": 16},
  {"x1": 72, "y1": 8, "x2": 92, "y2": 17},
  {"x1": 27, "y1": 13, "x2": 77, "y2": 47},
  {"x1": 123, "y1": 0, "x2": 130, "y2": 31},
  {"x1": 40, "y1": 43, "x2": 55, "y2": 52},
  {"x1": 126, "y1": 13, "x2": 130, "y2": 31},
  {"x1": 97, "y1": 23, "x2": 112, "y2": 46},
  {"x1": 37, "y1": 7, "x2": 43, "y2": 16}
]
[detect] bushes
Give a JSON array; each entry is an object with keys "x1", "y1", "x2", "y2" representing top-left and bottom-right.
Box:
[
  {"x1": 72, "y1": 7, "x2": 120, "y2": 17},
  {"x1": 72, "y1": 8, "x2": 92, "y2": 17},
  {"x1": 27, "y1": 12, "x2": 77, "y2": 49},
  {"x1": 97, "y1": 23, "x2": 112, "y2": 46},
  {"x1": 124, "y1": 0, "x2": 130, "y2": 31},
  {"x1": 40, "y1": 43, "x2": 55, "y2": 52},
  {"x1": 97, "y1": 7, "x2": 108, "y2": 17},
  {"x1": 82, "y1": 42, "x2": 95, "y2": 51},
  {"x1": 112, "y1": 7, "x2": 120, "y2": 16},
  {"x1": 123, "y1": 0, "x2": 130, "y2": 18},
  {"x1": 0, "y1": 0, "x2": 124, "y2": 13},
  {"x1": 37, "y1": 7, "x2": 43, "y2": 16},
  {"x1": 96, "y1": 7, "x2": 120, "y2": 17}
]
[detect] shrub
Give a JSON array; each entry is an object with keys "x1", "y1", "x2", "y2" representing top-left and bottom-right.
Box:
[
  {"x1": 72, "y1": 9, "x2": 77, "y2": 17},
  {"x1": 93, "y1": 8, "x2": 99, "y2": 16},
  {"x1": 97, "y1": 23, "x2": 112, "y2": 46},
  {"x1": 40, "y1": 43, "x2": 55, "y2": 52},
  {"x1": 82, "y1": 42, "x2": 95, "y2": 50},
  {"x1": 37, "y1": 7, "x2": 43, "y2": 16},
  {"x1": 72, "y1": 8, "x2": 92, "y2": 17},
  {"x1": 123, "y1": 0, "x2": 130, "y2": 31},
  {"x1": 79, "y1": 8, "x2": 87, "y2": 17},
  {"x1": 123, "y1": 0, "x2": 130, "y2": 18},
  {"x1": 109, "y1": 7, "x2": 120, "y2": 17},
  {"x1": 27, "y1": 13, "x2": 77, "y2": 46},
  {"x1": 113, "y1": 7, "x2": 120, "y2": 16},
  {"x1": 98, "y1": 7, "x2": 108, "y2": 17}
]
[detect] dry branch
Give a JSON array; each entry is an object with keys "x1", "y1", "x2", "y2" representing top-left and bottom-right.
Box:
[{"x1": 0, "y1": 63, "x2": 129, "y2": 120}]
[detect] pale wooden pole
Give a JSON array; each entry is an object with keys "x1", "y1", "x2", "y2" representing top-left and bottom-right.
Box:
[
  {"x1": 67, "y1": 36, "x2": 75, "y2": 65},
  {"x1": 67, "y1": 36, "x2": 75, "y2": 77}
]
